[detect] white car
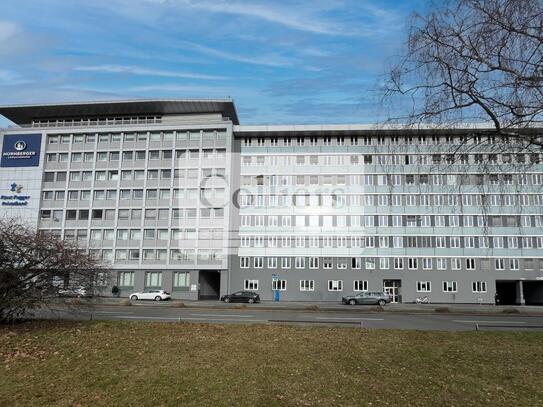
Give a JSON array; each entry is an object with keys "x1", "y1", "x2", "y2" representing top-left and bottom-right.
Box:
[
  {"x1": 58, "y1": 286, "x2": 92, "y2": 298},
  {"x1": 129, "y1": 290, "x2": 171, "y2": 301}
]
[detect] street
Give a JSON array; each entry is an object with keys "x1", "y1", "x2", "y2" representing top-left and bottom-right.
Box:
[{"x1": 34, "y1": 303, "x2": 543, "y2": 331}]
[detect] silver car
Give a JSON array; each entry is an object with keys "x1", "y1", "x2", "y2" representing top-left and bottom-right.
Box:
[{"x1": 342, "y1": 292, "x2": 391, "y2": 306}]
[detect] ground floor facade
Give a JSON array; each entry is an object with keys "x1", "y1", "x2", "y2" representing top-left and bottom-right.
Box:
[{"x1": 101, "y1": 266, "x2": 543, "y2": 305}]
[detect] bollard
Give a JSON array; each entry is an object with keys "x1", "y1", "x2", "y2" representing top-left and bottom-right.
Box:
[
  {"x1": 475, "y1": 323, "x2": 479, "y2": 331},
  {"x1": 360, "y1": 321, "x2": 364, "y2": 329},
  {"x1": 90, "y1": 313, "x2": 93, "y2": 321}
]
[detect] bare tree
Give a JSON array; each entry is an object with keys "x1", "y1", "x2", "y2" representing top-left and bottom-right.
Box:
[
  {"x1": 0, "y1": 218, "x2": 103, "y2": 323},
  {"x1": 383, "y1": 0, "x2": 543, "y2": 146}
]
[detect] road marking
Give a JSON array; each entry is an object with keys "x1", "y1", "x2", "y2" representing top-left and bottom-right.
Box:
[
  {"x1": 87, "y1": 311, "x2": 134, "y2": 314},
  {"x1": 112, "y1": 316, "x2": 267, "y2": 323},
  {"x1": 181, "y1": 317, "x2": 268, "y2": 322},
  {"x1": 315, "y1": 317, "x2": 384, "y2": 321},
  {"x1": 114, "y1": 316, "x2": 180, "y2": 320},
  {"x1": 453, "y1": 320, "x2": 526, "y2": 324},
  {"x1": 191, "y1": 313, "x2": 254, "y2": 318}
]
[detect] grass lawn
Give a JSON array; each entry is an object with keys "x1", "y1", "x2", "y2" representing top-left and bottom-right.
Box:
[{"x1": 0, "y1": 321, "x2": 542, "y2": 406}]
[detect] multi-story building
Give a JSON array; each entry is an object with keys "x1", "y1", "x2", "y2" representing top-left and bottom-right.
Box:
[{"x1": 1, "y1": 99, "x2": 542, "y2": 304}]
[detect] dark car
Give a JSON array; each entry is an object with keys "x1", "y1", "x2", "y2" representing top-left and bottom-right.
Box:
[
  {"x1": 221, "y1": 291, "x2": 260, "y2": 304},
  {"x1": 342, "y1": 292, "x2": 391, "y2": 306}
]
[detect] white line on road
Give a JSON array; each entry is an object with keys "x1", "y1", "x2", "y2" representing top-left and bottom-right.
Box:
[
  {"x1": 190, "y1": 313, "x2": 255, "y2": 318},
  {"x1": 112, "y1": 316, "x2": 268, "y2": 322},
  {"x1": 114, "y1": 316, "x2": 180, "y2": 320},
  {"x1": 181, "y1": 317, "x2": 268, "y2": 322},
  {"x1": 453, "y1": 320, "x2": 526, "y2": 324},
  {"x1": 87, "y1": 311, "x2": 134, "y2": 314},
  {"x1": 315, "y1": 317, "x2": 384, "y2": 321}
]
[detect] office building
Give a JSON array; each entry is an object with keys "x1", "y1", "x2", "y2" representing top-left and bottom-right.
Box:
[{"x1": 1, "y1": 99, "x2": 542, "y2": 304}]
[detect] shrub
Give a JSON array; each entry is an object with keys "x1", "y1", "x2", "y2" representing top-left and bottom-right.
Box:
[
  {"x1": 234, "y1": 304, "x2": 247, "y2": 309},
  {"x1": 304, "y1": 305, "x2": 320, "y2": 311},
  {"x1": 369, "y1": 306, "x2": 384, "y2": 312},
  {"x1": 435, "y1": 307, "x2": 450, "y2": 313},
  {"x1": 171, "y1": 301, "x2": 186, "y2": 308},
  {"x1": 120, "y1": 299, "x2": 132, "y2": 306},
  {"x1": 502, "y1": 308, "x2": 521, "y2": 314}
]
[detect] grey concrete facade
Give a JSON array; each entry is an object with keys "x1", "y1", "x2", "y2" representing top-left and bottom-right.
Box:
[{"x1": 1, "y1": 100, "x2": 543, "y2": 304}]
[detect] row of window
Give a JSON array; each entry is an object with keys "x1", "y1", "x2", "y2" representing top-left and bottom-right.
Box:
[
  {"x1": 241, "y1": 173, "x2": 543, "y2": 187},
  {"x1": 118, "y1": 271, "x2": 190, "y2": 288},
  {"x1": 89, "y1": 248, "x2": 222, "y2": 263},
  {"x1": 40, "y1": 207, "x2": 223, "y2": 222},
  {"x1": 60, "y1": 227, "x2": 223, "y2": 241},
  {"x1": 239, "y1": 193, "x2": 543, "y2": 208},
  {"x1": 44, "y1": 168, "x2": 225, "y2": 183},
  {"x1": 242, "y1": 134, "x2": 536, "y2": 147},
  {"x1": 240, "y1": 214, "x2": 543, "y2": 228},
  {"x1": 239, "y1": 256, "x2": 538, "y2": 271},
  {"x1": 241, "y1": 152, "x2": 543, "y2": 166},
  {"x1": 242, "y1": 279, "x2": 486, "y2": 294},
  {"x1": 47, "y1": 130, "x2": 227, "y2": 145},
  {"x1": 239, "y1": 235, "x2": 543, "y2": 250},
  {"x1": 42, "y1": 189, "x2": 226, "y2": 204},
  {"x1": 46, "y1": 148, "x2": 227, "y2": 164}
]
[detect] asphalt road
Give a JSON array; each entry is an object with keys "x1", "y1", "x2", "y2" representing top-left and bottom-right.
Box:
[{"x1": 34, "y1": 303, "x2": 543, "y2": 331}]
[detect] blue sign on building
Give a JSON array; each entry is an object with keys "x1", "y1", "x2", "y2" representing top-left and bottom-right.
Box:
[{"x1": 1, "y1": 134, "x2": 42, "y2": 167}]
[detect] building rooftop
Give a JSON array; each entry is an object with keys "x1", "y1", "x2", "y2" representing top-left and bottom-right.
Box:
[{"x1": 0, "y1": 99, "x2": 239, "y2": 125}]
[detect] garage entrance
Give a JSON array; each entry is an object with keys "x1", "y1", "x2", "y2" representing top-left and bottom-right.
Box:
[
  {"x1": 198, "y1": 271, "x2": 221, "y2": 300},
  {"x1": 523, "y1": 281, "x2": 543, "y2": 305},
  {"x1": 495, "y1": 281, "x2": 517, "y2": 305}
]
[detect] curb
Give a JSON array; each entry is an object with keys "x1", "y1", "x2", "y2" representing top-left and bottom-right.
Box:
[{"x1": 81, "y1": 302, "x2": 543, "y2": 317}]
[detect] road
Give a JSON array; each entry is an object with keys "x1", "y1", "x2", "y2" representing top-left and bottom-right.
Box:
[{"x1": 33, "y1": 303, "x2": 543, "y2": 331}]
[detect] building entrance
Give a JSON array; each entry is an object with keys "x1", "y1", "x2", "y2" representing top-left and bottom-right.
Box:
[{"x1": 383, "y1": 279, "x2": 402, "y2": 303}]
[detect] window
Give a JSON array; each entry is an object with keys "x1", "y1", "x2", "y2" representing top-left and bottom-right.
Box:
[
  {"x1": 146, "y1": 272, "x2": 162, "y2": 287},
  {"x1": 119, "y1": 271, "x2": 134, "y2": 287},
  {"x1": 328, "y1": 280, "x2": 343, "y2": 291},
  {"x1": 272, "y1": 280, "x2": 287, "y2": 291},
  {"x1": 300, "y1": 280, "x2": 314, "y2": 291},
  {"x1": 268, "y1": 257, "x2": 277, "y2": 269},
  {"x1": 254, "y1": 257, "x2": 264, "y2": 268},
  {"x1": 173, "y1": 272, "x2": 190, "y2": 288},
  {"x1": 295, "y1": 256, "x2": 305, "y2": 269},
  {"x1": 240, "y1": 257, "x2": 250, "y2": 268},
  {"x1": 354, "y1": 280, "x2": 368, "y2": 292},
  {"x1": 417, "y1": 281, "x2": 431, "y2": 292},
  {"x1": 244, "y1": 280, "x2": 259, "y2": 290},
  {"x1": 442, "y1": 281, "x2": 458, "y2": 292},
  {"x1": 472, "y1": 281, "x2": 487, "y2": 293}
]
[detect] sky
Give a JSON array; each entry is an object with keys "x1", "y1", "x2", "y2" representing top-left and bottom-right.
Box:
[{"x1": 0, "y1": 0, "x2": 429, "y2": 127}]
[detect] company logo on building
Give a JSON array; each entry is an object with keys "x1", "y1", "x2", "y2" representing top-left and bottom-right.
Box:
[
  {"x1": 1, "y1": 134, "x2": 42, "y2": 167},
  {"x1": 14, "y1": 141, "x2": 27, "y2": 151},
  {"x1": 1, "y1": 182, "x2": 30, "y2": 206},
  {"x1": 10, "y1": 182, "x2": 23, "y2": 193}
]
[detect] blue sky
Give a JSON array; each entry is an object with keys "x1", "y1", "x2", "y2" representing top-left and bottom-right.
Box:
[{"x1": 0, "y1": 0, "x2": 428, "y2": 127}]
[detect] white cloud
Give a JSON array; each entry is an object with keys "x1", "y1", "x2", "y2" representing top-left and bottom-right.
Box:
[
  {"x1": 0, "y1": 21, "x2": 18, "y2": 42},
  {"x1": 75, "y1": 64, "x2": 228, "y2": 80},
  {"x1": 178, "y1": 41, "x2": 296, "y2": 67},
  {"x1": 0, "y1": 69, "x2": 27, "y2": 85},
  {"x1": 180, "y1": 1, "x2": 346, "y2": 35}
]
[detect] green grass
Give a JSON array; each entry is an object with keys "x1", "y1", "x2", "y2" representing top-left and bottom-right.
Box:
[{"x1": 1, "y1": 321, "x2": 542, "y2": 406}]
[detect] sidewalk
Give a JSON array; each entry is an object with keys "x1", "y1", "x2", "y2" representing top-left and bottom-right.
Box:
[{"x1": 85, "y1": 297, "x2": 543, "y2": 316}]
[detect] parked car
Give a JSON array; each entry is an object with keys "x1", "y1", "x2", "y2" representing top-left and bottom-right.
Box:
[
  {"x1": 129, "y1": 290, "x2": 171, "y2": 301},
  {"x1": 342, "y1": 292, "x2": 391, "y2": 306},
  {"x1": 220, "y1": 291, "x2": 260, "y2": 304},
  {"x1": 58, "y1": 286, "x2": 92, "y2": 298}
]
